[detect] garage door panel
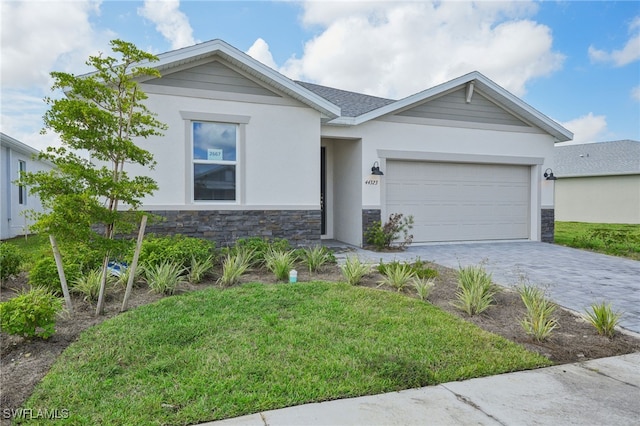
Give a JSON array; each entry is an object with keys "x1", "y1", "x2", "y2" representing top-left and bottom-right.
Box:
[{"x1": 386, "y1": 161, "x2": 530, "y2": 243}]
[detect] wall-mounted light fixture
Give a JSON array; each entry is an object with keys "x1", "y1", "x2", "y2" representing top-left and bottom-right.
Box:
[
  {"x1": 543, "y1": 168, "x2": 557, "y2": 180},
  {"x1": 371, "y1": 161, "x2": 384, "y2": 176}
]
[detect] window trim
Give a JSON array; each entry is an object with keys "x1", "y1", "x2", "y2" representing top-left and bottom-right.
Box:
[{"x1": 181, "y1": 111, "x2": 250, "y2": 204}]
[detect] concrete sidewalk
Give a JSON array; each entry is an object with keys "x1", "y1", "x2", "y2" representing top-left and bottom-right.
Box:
[{"x1": 201, "y1": 352, "x2": 640, "y2": 426}]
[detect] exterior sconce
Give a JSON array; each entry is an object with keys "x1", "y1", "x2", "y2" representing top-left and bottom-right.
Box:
[
  {"x1": 371, "y1": 161, "x2": 384, "y2": 176},
  {"x1": 543, "y1": 168, "x2": 557, "y2": 180}
]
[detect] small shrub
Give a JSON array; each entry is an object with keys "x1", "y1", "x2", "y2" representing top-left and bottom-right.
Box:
[
  {"x1": 377, "y1": 260, "x2": 402, "y2": 276},
  {"x1": 264, "y1": 249, "x2": 297, "y2": 281},
  {"x1": 230, "y1": 237, "x2": 290, "y2": 267},
  {"x1": 0, "y1": 286, "x2": 64, "y2": 338},
  {"x1": 365, "y1": 213, "x2": 414, "y2": 251},
  {"x1": 341, "y1": 256, "x2": 370, "y2": 286},
  {"x1": 413, "y1": 277, "x2": 435, "y2": 301},
  {"x1": 377, "y1": 262, "x2": 415, "y2": 292},
  {"x1": 72, "y1": 269, "x2": 116, "y2": 303},
  {"x1": 0, "y1": 242, "x2": 22, "y2": 283},
  {"x1": 518, "y1": 284, "x2": 558, "y2": 342},
  {"x1": 145, "y1": 261, "x2": 186, "y2": 295},
  {"x1": 453, "y1": 264, "x2": 497, "y2": 315},
  {"x1": 139, "y1": 235, "x2": 215, "y2": 269},
  {"x1": 584, "y1": 301, "x2": 621, "y2": 338},
  {"x1": 218, "y1": 252, "x2": 252, "y2": 288},
  {"x1": 300, "y1": 245, "x2": 334, "y2": 273},
  {"x1": 412, "y1": 258, "x2": 439, "y2": 279},
  {"x1": 187, "y1": 255, "x2": 214, "y2": 284},
  {"x1": 29, "y1": 257, "x2": 81, "y2": 295}
]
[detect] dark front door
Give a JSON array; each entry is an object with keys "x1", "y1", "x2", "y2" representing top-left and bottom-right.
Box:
[{"x1": 321, "y1": 147, "x2": 326, "y2": 235}]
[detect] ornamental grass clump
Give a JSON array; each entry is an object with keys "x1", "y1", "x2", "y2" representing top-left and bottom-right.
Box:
[
  {"x1": 518, "y1": 284, "x2": 558, "y2": 341},
  {"x1": 145, "y1": 261, "x2": 186, "y2": 295},
  {"x1": 453, "y1": 264, "x2": 497, "y2": 315},
  {"x1": 300, "y1": 245, "x2": 334, "y2": 274},
  {"x1": 413, "y1": 277, "x2": 435, "y2": 301},
  {"x1": 341, "y1": 256, "x2": 370, "y2": 286},
  {"x1": 264, "y1": 249, "x2": 298, "y2": 282},
  {"x1": 584, "y1": 301, "x2": 621, "y2": 338},
  {"x1": 187, "y1": 255, "x2": 214, "y2": 284},
  {"x1": 218, "y1": 251, "x2": 252, "y2": 288},
  {"x1": 72, "y1": 269, "x2": 115, "y2": 303},
  {"x1": 377, "y1": 262, "x2": 416, "y2": 292}
]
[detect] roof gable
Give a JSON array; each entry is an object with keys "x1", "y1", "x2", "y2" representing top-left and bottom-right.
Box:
[
  {"x1": 394, "y1": 87, "x2": 530, "y2": 128},
  {"x1": 145, "y1": 59, "x2": 281, "y2": 98},
  {"x1": 328, "y1": 71, "x2": 572, "y2": 142},
  {"x1": 555, "y1": 140, "x2": 640, "y2": 177}
]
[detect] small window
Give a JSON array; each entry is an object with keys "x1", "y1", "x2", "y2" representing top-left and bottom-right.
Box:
[
  {"x1": 18, "y1": 160, "x2": 26, "y2": 205},
  {"x1": 192, "y1": 122, "x2": 237, "y2": 201}
]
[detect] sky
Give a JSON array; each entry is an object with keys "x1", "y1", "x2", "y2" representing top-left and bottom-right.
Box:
[{"x1": 1, "y1": 0, "x2": 639, "y2": 151}]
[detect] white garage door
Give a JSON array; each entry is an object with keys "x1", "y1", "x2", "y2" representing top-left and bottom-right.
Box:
[{"x1": 386, "y1": 161, "x2": 530, "y2": 243}]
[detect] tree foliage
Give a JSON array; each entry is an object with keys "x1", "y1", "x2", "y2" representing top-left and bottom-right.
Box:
[{"x1": 23, "y1": 39, "x2": 167, "y2": 246}]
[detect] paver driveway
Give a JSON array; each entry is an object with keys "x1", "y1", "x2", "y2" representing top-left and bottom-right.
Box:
[{"x1": 338, "y1": 241, "x2": 640, "y2": 334}]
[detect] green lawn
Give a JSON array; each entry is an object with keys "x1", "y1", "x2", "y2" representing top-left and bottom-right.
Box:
[
  {"x1": 23, "y1": 282, "x2": 549, "y2": 425},
  {"x1": 555, "y1": 222, "x2": 640, "y2": 260}
]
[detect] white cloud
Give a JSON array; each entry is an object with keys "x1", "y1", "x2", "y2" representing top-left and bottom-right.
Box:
[
  {"x1": 138, "y1": 0, "x2": 196, "y2": 50},
  {"x1": 588, "y1": 16, "x2": 640, "y2": 66},
  {"x1": 263, "y1": 1, "x2": 564, "y2": 98},
  {"x1": 0, "y1": 0, "x2": 106, "y2": 89},
  {"x1": 246, "y1": 38, "x2": 278, "y2": 70},
  {"x1": 560, "y1": 113, "x2": 608, "y2": 144},
  {"x1": 632, "y1": 86, "x2": 640, "y2": 101}
]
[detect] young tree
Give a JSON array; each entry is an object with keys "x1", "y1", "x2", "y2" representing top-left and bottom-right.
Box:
[{"x1": 23, "y1": 39, "x2": 167, "y2": 315}]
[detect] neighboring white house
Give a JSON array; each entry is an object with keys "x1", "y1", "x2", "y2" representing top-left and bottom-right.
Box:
[
  {"x1": 554, "y1": 140, "x2": 640, "y2": 224},
  {"x1": 111, "y1": 39, "x2": 572, "y2": 247},
  {"x1": 0, "y1": 133, "x2": 53, "y2": 239}
]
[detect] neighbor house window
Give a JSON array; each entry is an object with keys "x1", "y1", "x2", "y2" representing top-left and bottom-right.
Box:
[
  {"x1": 192, "y1": 121, "x2": 237, "y2": 201},
  {"x1": 18, "y1": 160, "x2": 26, "y2": 205}
]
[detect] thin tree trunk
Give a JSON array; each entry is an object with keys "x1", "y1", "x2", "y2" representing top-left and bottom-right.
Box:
[
  {"x1": 121, "y1": 215, "x2": 147, "y2": 312},
  {"x1": 49, "y1": 235, "x2": 74, "y2": 316}
]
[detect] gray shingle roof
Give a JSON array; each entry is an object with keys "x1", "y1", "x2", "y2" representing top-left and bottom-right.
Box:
[
  {"x1": 296, "y1": 81, "x2": 396, "y2": 117},
  {"x1": 554, "y1": 140, "x2": 640, "y2": 177}
]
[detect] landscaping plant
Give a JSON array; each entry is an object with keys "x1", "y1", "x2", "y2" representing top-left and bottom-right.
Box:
[
  {"x1": 584, "y1": 301, "x2": 621, "y2": 338},
  {"x1": 377, "y1": 262, "x2": 416, "y2": 292},
  {"x1": 300, "y1": 245, "x2": 334, "y2": 273},
  {"x1": 72, "y1": 269, "x2": 116, "y2": 303},
  {"x1": 145, "y1": 261, "x2": 186, "y2": 295},
  {"x1": 413, "y1": 277, "x2": 435, "y2": 301},
  {"x1": 365, "y1": 213, "x2": 414, "y2": 250},
  {"x1": 264, "y1": 249, "x2": 298, "y2": 281},
  {"x1": 0, "y1": 242, "x2": 22, "y2": 284},
  {"x1": 453, "y1": 264, "x2": 497, "y2": 315},
  {"x1": 218, "y1": 252, "x2": 252, "y2": 288},
  {"x1": 138, "y1": 235, "x2": 215, "y2": 270},
  {"x1": 341, "y1": 256, "x2": 371, "y2": 285},
  {"x1": 0, "y1": 286, "x2": 64, "y2": 338},
  {"x1": 187, "y1": 255, "x2": 214, "y2": 284},
  {"x1": 229, "y1": 237, "x2": 290, "y2": 267},
  {"x1": 518, "y1": 284, "x2": 558, "y2": 341}
]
